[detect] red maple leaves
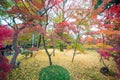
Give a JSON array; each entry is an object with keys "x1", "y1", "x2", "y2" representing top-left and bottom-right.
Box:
[
  {"x1": 0, "y1": 25, "x2": 13, "y2": 44},
  {"x1": 0, "y1": 56, "x2": 12, "y2": 80},
  {"x1": 96, "y1": 3, "x2": 120, "y2": 77}
]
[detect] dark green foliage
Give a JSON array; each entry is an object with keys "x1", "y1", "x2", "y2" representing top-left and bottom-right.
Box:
[
  {"x1": 112, "y1": 0, "x2": 120, "y2": 5},
  {"x1": 59, "y1": 44, "x2": 64, "y2": 52},
  {"x1": 105, "y1": 2, "x2": 113, "y2": 9},
  {"x1": 94, "y1": 0, "x2": 102, "y2": 9},
  {"x1": 0, "y1": 0, "x2": 13, "y2": 16},
  {"x1": 39, "y1": 65, "x2": 70, "y2": 80},
  {"x1": 94, "y1": 0, "x2": 120, "y2": 9}
]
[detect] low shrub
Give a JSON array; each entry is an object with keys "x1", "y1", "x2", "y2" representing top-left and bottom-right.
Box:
[{"x1": 39, "y1": 65, "x2": 70, "y2": 80}]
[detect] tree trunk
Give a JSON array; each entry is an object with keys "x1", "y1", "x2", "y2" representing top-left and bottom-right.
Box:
[
  {"x1": 37, "y1": 35, "x2": 41, "y2": 48},
  {"x1": 32, "y1": 33, "x2": 35, "y2": 47},
  {"x1": 10, "y1": 31, "x2": 19, "y2": 68},
  {"x1": 42, "y1": 36, "x2": 52, "y2": 65},
  {"x1": 72, "y1": 44, "x2": 77, "y2": 62},
  {"x1": 50, "y1": 46, "x2": 56, "y2": 56},
  {"x1": 60, "y1": 43, "x2": 64, "y2": 52},
  {"x1": 72, "y1": 34, "x2": 80, "y2": 62},
  {"x1": 52, "y1": 46, "x2": 56, "y2": 56},
  {"x1": 1, "y1": 51, "x2": 4, "y2": 56}
]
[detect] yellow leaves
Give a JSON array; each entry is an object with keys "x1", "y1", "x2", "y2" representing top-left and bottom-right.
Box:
[
  {"x1": 67, "y1": 45, "x2": 73, "y2": 49},
  {"x1": 76, "y1": 47, "x2": 85, "y2": 53},
  {"x1": 95, "y1": 43, "x2": 113, "y2": 49},
  {"x1": 19, "y1": 31, "x2": 32, "y2": 42},
  {"x1": 53, "y1": 17, "x2": 63, "y2": 23},
  {"x1": 83, "y1": 44, "x2": 90, "y2": 48},
  {"x1": 96, "y1": 43, "x2": 105, "y2": 48},
  {"x1": 17, "y1": 1, "x2": 35, "y2": 15},
  {"x1": 106, "y1": 45, "x2": 113, "y2": 49},
  {"x1": 84, "y1": 43, "x2": 113, "y2": 50},
  {"x1": 16, "y1": 0, "x2": 45, "y2": 19},
  {"x1": 53, "y1": 12, "x2": 64, "y2": 23},
  {"x1": 76, "y1": 44, "x2": 85, "y2": 53},
  {"x1": 84, "y1": 44, "x2": 95, "y2": 49},
  {"x1": 2, "y1": 40, "x2": 12, "y2": 45}
]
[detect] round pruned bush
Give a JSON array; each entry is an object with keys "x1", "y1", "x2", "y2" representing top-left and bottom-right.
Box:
[{"x1": 39, "y1": 65, "x2": 70, "y2": 80}]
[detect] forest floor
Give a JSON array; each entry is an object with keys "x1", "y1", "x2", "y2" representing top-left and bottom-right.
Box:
[{"x1": 7, "y1": 49, "x2": 118, "y2": 80}]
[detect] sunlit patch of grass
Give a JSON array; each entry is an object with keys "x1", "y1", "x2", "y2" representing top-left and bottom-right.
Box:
[{"x1": 7, "y1": 49, "x2": 118, "y2": 80}]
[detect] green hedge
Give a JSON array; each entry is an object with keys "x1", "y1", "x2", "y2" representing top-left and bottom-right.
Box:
[{"x1": 39, "y1": 65, "x2": 70, "y2": 80}]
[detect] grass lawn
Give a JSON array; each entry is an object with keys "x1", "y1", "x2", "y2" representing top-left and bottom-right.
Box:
[{"x1": 7, "y1": 49, "x2": 118, "y2": 80}]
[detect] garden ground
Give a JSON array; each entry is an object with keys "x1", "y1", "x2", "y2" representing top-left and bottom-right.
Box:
[{"x1": 7, "y1": 49, "x2": 118, "y2": 80}]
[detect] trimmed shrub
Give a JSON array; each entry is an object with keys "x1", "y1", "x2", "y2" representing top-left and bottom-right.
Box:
[{"x1": 39, "y1": 65, "x2": 70, "y2": 80}]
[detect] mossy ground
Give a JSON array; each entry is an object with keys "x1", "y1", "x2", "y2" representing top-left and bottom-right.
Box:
[{"x1": 7, "y1": 49, "x2": 118, "y2": 80}]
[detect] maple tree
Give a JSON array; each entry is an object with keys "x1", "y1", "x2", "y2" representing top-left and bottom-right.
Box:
[
  {"x1": 1, "y1": 0, "x2": 64, "y2": 67},
  {"x1": 50, "y1": 0, "x2": 92, "y2": 61},
  {"x1": 69, "y1": 0, "x2": 109, "y2": 62},
  {"x1": 95, "y1": 2, "x2": 120, "y2": 77}
]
